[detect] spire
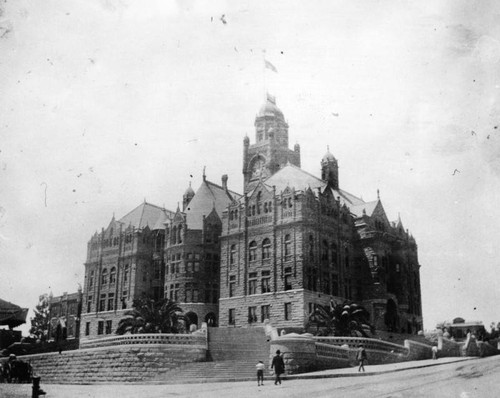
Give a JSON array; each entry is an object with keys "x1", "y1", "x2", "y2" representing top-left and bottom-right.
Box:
[
  {"x1": 377, "y1": 189, "x2": 380, "y2": 200},
  {"x1": 203, "y1": 166, "x2": 206, "y2": 181}
]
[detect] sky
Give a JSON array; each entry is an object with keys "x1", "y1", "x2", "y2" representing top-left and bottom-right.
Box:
[{"x1": 1, "y1": 0, "x2": 500, "y2": 335}]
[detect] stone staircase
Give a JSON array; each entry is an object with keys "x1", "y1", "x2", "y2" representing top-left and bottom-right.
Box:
[{"x1": 154, "y1": 326, "x2": 272, "y2": 383}]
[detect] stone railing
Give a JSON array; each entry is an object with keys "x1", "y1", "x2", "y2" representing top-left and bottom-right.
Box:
[
  {"x1": 315, "y1": 341, "x2": 350, "y2": 360},
  {"x1": 314, "y1": 336, "x2": 409, "y2": 356},
  {"x1": 79, "y1": 333, "x2": 207, "y2": 349}
]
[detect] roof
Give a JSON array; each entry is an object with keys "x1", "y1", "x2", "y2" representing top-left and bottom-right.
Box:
[
  {"x1": 119, "y1": 202, "x2": 174, "y2": 230},
  {"x1": 257, "y1": 96, "x2": 284, "y2": 119},
  {"x1": 262, "y1": 163, "x2": 365, "y2": 209},
  {"x1": 350, "y1": 200, "x2": 379, "y2": 217},
  {"x1": 185, "y1": 180, "x2": 242, "y2": 230},
  {"x1": 0, "y1": 298, "x2": 28, "y2": 328}
]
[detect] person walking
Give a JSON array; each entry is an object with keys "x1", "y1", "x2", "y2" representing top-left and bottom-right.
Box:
[
  {"x1": 271, "y1": 350, "x2": 285, "y2": 385},
  {"x1": 432, "y1": 344, "x2": 438, "y2": 360},
  {"x1": 357, "y1": 344, "x2": 367, "y2": 372},
  {"x1": 256, "y1": 361, "x2": 265, "y2": 386}
]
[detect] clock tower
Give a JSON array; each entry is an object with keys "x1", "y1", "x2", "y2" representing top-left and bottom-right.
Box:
[{"x1": 243, "y1": 95, "x2": 301, "y2": 192}]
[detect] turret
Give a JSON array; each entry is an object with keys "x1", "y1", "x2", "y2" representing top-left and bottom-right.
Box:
[{"x1": 321, "y1": 146, "x2": 339, "y2": 189}]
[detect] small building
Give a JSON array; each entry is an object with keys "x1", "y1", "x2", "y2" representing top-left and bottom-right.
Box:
[
  {"x1": 48, "y1": 289, "x2": 83, "y2": 341},
  {"x1": 436, "y1": 318, "x2": 486, "y2": 340}
]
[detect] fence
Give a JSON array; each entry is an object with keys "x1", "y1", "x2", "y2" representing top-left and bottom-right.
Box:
[{"x1": 79, "y1": 333, "x2": 206, "y2": 349}]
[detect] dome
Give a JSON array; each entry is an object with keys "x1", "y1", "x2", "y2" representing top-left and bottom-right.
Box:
[
  {"x1": 321, "y1": 147, "x2": 337, "y2": 163},
  {"x1": 257, "y1": 95, "x2": 284, "y2": 119},
  {"x1": 183, "y1": 182, "x2": 195, "y2": 197}
]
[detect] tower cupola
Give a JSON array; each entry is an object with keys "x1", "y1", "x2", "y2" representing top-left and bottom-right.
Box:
[
  {"x1": 321, "y1": 146, "x2": 339, "y2": 189},
  {"x1": 182, "y1": 182, "x2": 195, "y2": 211}
]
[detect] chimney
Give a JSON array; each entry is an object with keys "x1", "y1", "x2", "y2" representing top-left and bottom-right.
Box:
[{"x1": 222, "y1": 174, "x2": 228, "y2": 190}]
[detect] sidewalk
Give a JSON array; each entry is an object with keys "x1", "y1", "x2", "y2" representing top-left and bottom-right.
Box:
[{"x1": 285, "y1": 356, "x2": 473, "y2": 381}]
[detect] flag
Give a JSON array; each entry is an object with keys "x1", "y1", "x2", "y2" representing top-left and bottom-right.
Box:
[{"x1": 265, "y1": 59, "x2": 278, "y2": 73}]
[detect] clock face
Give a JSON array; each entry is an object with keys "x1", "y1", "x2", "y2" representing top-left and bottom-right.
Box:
[{"x1": 251, "y1": 158, "x2": 265, "y2": 178}]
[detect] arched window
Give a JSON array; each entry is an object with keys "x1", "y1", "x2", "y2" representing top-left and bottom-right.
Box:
[
  {"x1": 172, "y1": 226, "x2": 177, "y2": 244},
  {"x1": 110, "y1": 267, "x2": 116, "y2": 284},
  {"x1": 101, "y1": 269, "x2": 108, "y2": 285},
  {"x1": 178, "y1": 225, "x2": 182, "y2": 244},
  {"x1": 230, "y1": 210, "x2": 234, "y2": 221},
  {"x1": 230, "y1": 244, "x2": 236, "y2": 265},
  {"x1": 124, "y1": 264, "x2": 129, "y2": 283},
  {"x1": 249, "y1": 241, "x2": 257, "y2": 262},
  {"x1": 268, "y1": 201, "x2": 272, "y2": 213},
  {"x1": 257, "y1": 191, "x2": 262, "y2": 214},
  {"x1": 284, "y1": 234, "x2": 292, "y2": 260},
  {"x1": 262, "y1": 238, "x2": 271, "y2": 260},
  {"x1": 288, "y1": 197, "x2": 293, "y2": 208},
  {"x1": 235, "y1": 209, "x2": 238, "y2": 219}
]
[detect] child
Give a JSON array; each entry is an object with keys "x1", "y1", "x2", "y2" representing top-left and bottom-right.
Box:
[{"x1": 256, "y1": 360, "x2": 265, "y2": 386}]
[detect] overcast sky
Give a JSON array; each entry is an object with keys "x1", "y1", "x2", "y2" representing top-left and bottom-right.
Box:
[{"x1": 1, "y1": 0, "x2": 500, "y2": 334}]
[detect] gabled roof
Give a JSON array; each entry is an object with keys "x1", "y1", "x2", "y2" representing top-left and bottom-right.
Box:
[
  {"x1": 350, "y1": 200, "x2": 379, "y2": 218},
  {"x1": 263, "y1": 163, "x2": 326, "y2": 193},
  {"x1": 185, "y1": 180, "x2": 241, "y2": 230},
  {"x1": 118, "y1": 202, "x2": 174, "y2": 230},
  {"x1": 262, "y1": 163, "x2": 365, "y2": 209}
]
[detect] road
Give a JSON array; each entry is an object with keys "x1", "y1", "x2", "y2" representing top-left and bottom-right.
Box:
[{"x1": 1, "y1": 356, "x2": 499, "y2": 398}]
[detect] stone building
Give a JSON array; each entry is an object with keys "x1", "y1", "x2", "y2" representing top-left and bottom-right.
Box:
[
  {"x1": 48, "y1": 290, "x2": 82, "y2": 341},
  {"x1": 80, "y1": 202, "x2": 174, "y2": 340},
  {"x1": 218, "y1": 95, "x2": 422, "y2": 333},
  {"x1": 79, "y1": 95, "x2": 422, "y2": 339}
]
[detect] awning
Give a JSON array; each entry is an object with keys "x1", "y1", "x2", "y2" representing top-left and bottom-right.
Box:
[{"x1": 0, "y1": 298, "x2": 28, "y2": 328}]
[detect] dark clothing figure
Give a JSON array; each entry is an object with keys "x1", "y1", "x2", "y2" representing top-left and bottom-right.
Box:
[
  {"x1": 357, "y1": 346, "x2": 367, "y2": 372},
  {"x1": 271, "y1": 350, "x2": 285, "y2": 385}
]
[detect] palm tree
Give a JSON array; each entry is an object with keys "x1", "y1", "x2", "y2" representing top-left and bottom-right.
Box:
[
  {"x1": 307, "y1": 300, "x2": 374, "y2": 337},
  {"x1": 116, "y1": 295, "x2": 185, "y2": 335}
]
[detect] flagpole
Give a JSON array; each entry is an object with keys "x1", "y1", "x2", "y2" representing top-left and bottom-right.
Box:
[{"x1": 262, "y1": 49, "x2": 267, "y2": 100}]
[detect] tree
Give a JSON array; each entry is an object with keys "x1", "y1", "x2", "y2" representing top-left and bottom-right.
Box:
[
  {"x1": 307, "y1": 300, "x2": 374, "y2": 337},
  {"x1": 116, "y1": 295, "x2": 185, "y2": 335},
  {"x1": 29, "y1": 294, "x2": 50, "y2": 341}
]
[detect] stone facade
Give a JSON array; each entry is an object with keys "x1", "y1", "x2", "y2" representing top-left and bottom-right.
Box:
[
  {"x1": 48, "y1": 290, "x2": 82, "y2": 341},
  {"x1": 79, "y1": 95, "x2": 422, "y2": 340}
]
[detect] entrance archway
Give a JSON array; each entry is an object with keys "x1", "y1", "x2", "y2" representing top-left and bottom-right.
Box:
[{"x1": 205, "y1": 312, "x2": 217, "y2": 327}]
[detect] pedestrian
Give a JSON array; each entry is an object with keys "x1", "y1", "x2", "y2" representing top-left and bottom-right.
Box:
[
  {"x1": 256, "y1": 360, "x2": 265, "y2": 386},
  {"x1": 432, "y1": 344, "x2": 438, "y2": 360},
  {"x1": 271, "y1": 349, "x2": 285, "y2": 385},
  {"x1": 357, "y1": 344, "x2": 367, "y2": 372}
]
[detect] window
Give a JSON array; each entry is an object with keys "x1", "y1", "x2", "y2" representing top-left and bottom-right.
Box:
[
  {"x1": 229, "y1": 275, "x2": 236, "y2": 297},
  {"x1": 249, "y1": 241, "x2": 257, "y2": 262},
  {"x1": 174, "y1": 284, "x2": 180, "y2": 301},
  {"x1": 322, "y1": 240, "x2": 328, "y2": 262},
  {"x1": 105, "y1": 320, "x2": 112, "y2": 334},
  {"x1": 101, "y1": 269, "x2": 108, "y2": 285},
  {"x1": 261, "y1": 270, "x2": 271, "y2": 293},
  {"x1": 107, "y1": 293, "x2": 114, "y2": 311},
  {"x1": 124, "y1": 264, "x2": 129, "y2": 283},
  {"x1": 284, "y1": 234, "x2": 292, "y2": 260},
  {"x1": 99, "y1": 294, "x2": 106, "y2": 312},
  {"x1": 262, "y1": 238, "x2": 271, "y2": 260},
  {"x1": 256, "y1": 191, "x2": 262, "y2": 214},
  {"x1": 85, "y1": 322, "x2": 90, "y2": 336},
  {"x1": 309, "y1": 235, "x2": 314, "y2": 261},
  {"x1": 110, "y1": 267, "x2": 116, "y2": 284},
  {"x1": 121, "y1": 292, "x2": 127, "y2": 309},
  {"x1": 284, "y1": 302, "x2": 292, "y2": 321},
  {"x1": 332, "y1": 275, "x2": 339, "y2": 296},
  {"x1": 230, "y1": 244, "x2": 236, "y2": 266},
  {"x1": 261, "y1": 305, "x2": 270, "y2": 322},
  {"x1": 97, "y1": 321, "x2": 104, "y2": 335},
  {"x1": 229, "y1": 309, "x2": 235, "y2": 325},
  {"x1": 330, "y1": 243, "x2": 338, "y2": 268},
  {"x1": 172, "y1": 226, "x2": 177, "y2": 244},
  {"x1": 178, "y1": 225, "x2": 182, "y2": 244},
  {"x1": 248, "y1": 272, "x2": 257, "y2": 295},
  {"x1": 284, "y1": 267, "x2": 293, "y2": 291},
  {"x1": 87, "y1": 296, "x2": 92, "y2": 313},
  {"x1": 248, "y1": 306, "x2": 257, "y2": 323},
  {"x1": 89, "y1": 270, "x2": 94, "y2": 289}
]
